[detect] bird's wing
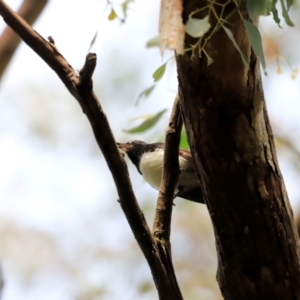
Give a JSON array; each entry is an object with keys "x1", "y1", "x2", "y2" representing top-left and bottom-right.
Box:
[
  {"x1": 179, "y1": 148, "x2": 192, "y2": 160},
  {"x1": 178, "y1": 148, "x2": 195, "y2": 172}
]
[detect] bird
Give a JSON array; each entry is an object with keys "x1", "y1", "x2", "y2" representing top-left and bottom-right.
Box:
[{"x1": 117, "y1": 141, "x2": 204, "y2": 203}]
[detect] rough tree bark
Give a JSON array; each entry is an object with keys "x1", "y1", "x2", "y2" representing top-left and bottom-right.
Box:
[{"x1": 176, "y1": 1, "x2": 300, "y2": 299}]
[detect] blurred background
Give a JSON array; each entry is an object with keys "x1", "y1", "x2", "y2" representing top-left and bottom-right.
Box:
[{"x1": 0, "y1": 0, "x2": 299, "y2": 299}]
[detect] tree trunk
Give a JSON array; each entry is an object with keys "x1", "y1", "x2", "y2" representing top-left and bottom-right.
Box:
[{"x1": 176, "y1": 1, "x2": 300, "y2": 299}]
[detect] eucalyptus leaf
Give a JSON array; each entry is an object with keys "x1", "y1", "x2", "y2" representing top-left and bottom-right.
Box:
[
  {"x1": 185, "y1": 15, "x2": 210, "y2": 38},
  {"x1": 146, "y1": 35, "x2": 160, "y2": 48},
  {"x1": 243, "y1": 20, "x2": 266, "y2": 70},
  {"x1": 246, "y1": 0, "x2": 273, "y2": 19},
  {"x1": 205, "y1": 53, "x2": 214, "y2": 66},
  {"x1": 108, "y1": 9, "x2": 117, "y2": 21},
  {"x1": 136, "y1": 85, "x2": 156, "y2": 104},
  {"x1": 223, "y1": 26, "x2": 248, "y2": 68},
  {"x1": 271, "y1": 5, "x2": 282, "y2": 27},
  {"x1": 88, "y1": 31, "x2": 98, "y2": 52},
  {"x1": 122, "y1": 0, "x2": 134, "y2": 18},
  {"x1": 279, "y1": 0, "x2": 294, "y2": 26},
  {"x1": 152, "y1": 63, "x2": 167, "y2": 82},
  {"x1": 246, "y1": 0, "x2": 294, "y2": 26},
  {"x1": 124, "y1": 109, "x2": 167, "y2": 134},
  {"x1": 285, "y1": 0, "x2": 293, "y2": 10}
]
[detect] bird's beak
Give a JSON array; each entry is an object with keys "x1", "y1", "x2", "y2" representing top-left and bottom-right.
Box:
[{"x1": 117, "y1": 142, "x2": 132, "y2": 154}]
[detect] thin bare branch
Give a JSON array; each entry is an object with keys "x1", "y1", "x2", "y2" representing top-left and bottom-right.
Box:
[{"x1": 0, "y1": 0, "x2": 48, "y2": 79}]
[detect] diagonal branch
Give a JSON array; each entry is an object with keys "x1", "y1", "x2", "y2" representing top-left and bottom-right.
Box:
[
  {"x1": 153, "y1": 93, "x2": 183, "y2": 299},
  {"x1": 153, "y1": 93, "x2": 182, "y2": 242},
  {"x1": 0, "y1": 1, "x2": 183, "y2": 298},
  {"x1": 0, "y1": 0, "x2": 48, "y2": 80}
]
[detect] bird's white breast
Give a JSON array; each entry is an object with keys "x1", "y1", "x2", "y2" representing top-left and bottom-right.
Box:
[
  {"x1": 139, "y1": 148, "x2": 198, "y2": 192},
  {"x1": 139, "y1": 149, "x2": 164, "y2": 190}
]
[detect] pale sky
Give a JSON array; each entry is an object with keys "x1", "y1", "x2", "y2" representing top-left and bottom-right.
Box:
[{"x1": 0, "y1": 1, "x2": 300, "y2": 299}]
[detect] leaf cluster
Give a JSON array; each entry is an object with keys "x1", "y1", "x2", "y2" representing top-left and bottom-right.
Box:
[
  {"x1": 131, "y1": 0, "x2": 295, "y2": 138},
  {"x1": 185, "y1": 0, "x2": 293, "y2": 72}
]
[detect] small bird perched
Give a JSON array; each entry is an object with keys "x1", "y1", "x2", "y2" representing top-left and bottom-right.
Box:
[{"x1": 117, "y1": 141, "x2": 204, "y2": 204}]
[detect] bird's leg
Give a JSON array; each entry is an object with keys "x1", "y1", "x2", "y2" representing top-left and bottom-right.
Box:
[{"x1": 174, "y1": 186, "x2": 184, "y2": 199}]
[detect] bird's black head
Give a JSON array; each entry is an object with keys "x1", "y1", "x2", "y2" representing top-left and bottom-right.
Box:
[{"x1": 117, "y1": 141, "x2": 161, "y2": 173}]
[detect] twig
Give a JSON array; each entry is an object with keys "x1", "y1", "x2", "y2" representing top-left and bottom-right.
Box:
[
  {"x1": 79, "y1": 53, "x2": 97, "y2": 86},
  {"x1": 0, "y1": 0, "x2": 48, "y2": 80},
  {"x1": 0, "y1": 1, "x2": 183, "y2": 298}
]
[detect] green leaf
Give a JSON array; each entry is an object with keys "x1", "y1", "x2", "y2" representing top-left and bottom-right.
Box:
[
  {"x1": 223, "y1": 26, "x2": 248, "y2": 68},
  {"x1": 246, "y1": 0, "x2": 293, "y2": 26},
  {"x1": 204, "y1": 52, "x2": 214, "y2": 66},
  {"x1": 129, "y1": 114, "x2": 154, "y2": 122},
  {"x1": 108, "y1": 9, "x2": 117, "y2": 21},
  {"x1": 146, "y1": 35, "x2": 160, "y2": 48},
  {"x1": 122, "y1": 0, "x2": 134, "y2": 18},
  {"x1": 185, "y1": 15, "x2": 211, "y2": 38},
  {"x1": 271, "y1": 5, "x2": 282, "y2": 27},
  {"x1": 136, "y1": 85, "x2": 156, "y2": 104},
  {"x1": 246, "y1": 0, "x2": 273, "y2": 19},
  {"x1": 138, "y1": 281, "x2": 153, "y2": 294},
  {"x1": 180, "y1": 129, "x2": 189, "y2": 150},
  {"x1": 207, "y1": 56, "x2": 213, "y2": 65},
  {"x1": 285, "y1": 0, "x2": 293, "y2": 10},
  {"x1": 152, "y1": 63, "x2": 167, "y2": 82},
  {"x1": 124, "y1": 109, "x2": 167, "y2": 134},
  {"x1": 243, "y1": 20, "x2": 266, "y2": 70},
  {"x1": 88, "y1": 31, "x2": 98, "y2": 52},
  {"x1": 279, "y1": 0, "x2": 294, "y2": 26}
]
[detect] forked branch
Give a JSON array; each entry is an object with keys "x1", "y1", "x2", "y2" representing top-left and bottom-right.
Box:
[{"x1": 0, "y1": 1, "x2": 182, "y2": 298}]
